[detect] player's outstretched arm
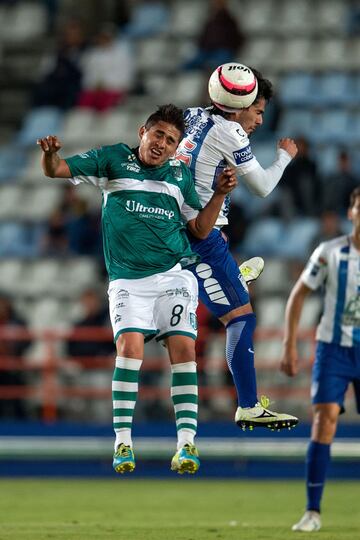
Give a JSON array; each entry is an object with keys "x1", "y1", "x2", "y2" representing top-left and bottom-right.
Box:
[
  {"x1": 239, "y1": 138, "x2": 298, "y2": 198},
  {"x1": 188, "y1": 167, "x2": 237, "y2": 239},
  {"x1": 37, "y1": 135, "x2": 71, "y2": 178},
  {"x1": 280, "y1": 279, "x2": 312, "y2": 377}
]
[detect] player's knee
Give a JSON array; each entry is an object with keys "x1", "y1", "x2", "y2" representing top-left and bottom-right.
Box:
[
  {"x1": 116, "y1": 335, "x2": 143, "y2": 359},
  {"x1": 165, "y1": 337, "x2": 196, "y2": 364},
  {"x1": 312, "y1": 409, "x2": 338, "y2": 442}
]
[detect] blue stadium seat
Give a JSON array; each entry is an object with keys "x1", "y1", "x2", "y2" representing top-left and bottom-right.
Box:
[
  {"x1": 311, "y1": 110, "x2": 352, "y2": 145},
  {"x1": 278, "y1": 72, "x2": 315, "y2": 107},
  {"x1": 276, "y1": 108, "x2": 314, "y2": 139},
  {"x1": 279, "y1": 218, "x2": 319, "y2": 260},
  {"x1": 312, "y1": 72, "x2": 355, "y2": 106},
  {"x1": 240, "y1": 218, "x2": 284, "y2": 257},
  {"x1": 17, "y1": 107, "x2": 64, "y2": 147}
]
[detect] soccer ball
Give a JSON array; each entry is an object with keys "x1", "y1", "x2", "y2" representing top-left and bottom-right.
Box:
[{"x1": 208, "y1": 63, "x2": 258, "y2": 112}]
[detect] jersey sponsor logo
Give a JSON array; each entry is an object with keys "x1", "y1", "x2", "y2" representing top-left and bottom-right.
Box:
[
  {"x1": 164, "y1": 287, "x2": 190, "y2": 298},
  {"x1": 121, "y1": 161, "x2": 141, "y2": 173},
  {"x1": 233, "y1": 145, "x2": 253, "y2": 164},
  {"x1": 125, "y1": 200, "x2": 175, "y2": 219}
]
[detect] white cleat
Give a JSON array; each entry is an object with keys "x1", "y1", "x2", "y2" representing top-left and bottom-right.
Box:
[
  {"x1": 239, "y1": 257, "x2": 264, "y2": 284},
  {"x1": 235, "y1": 396, "x2": 299, "y2": 431},
  {"x1": 292, "y1": 511, "x2": 321, "y2": 532}
]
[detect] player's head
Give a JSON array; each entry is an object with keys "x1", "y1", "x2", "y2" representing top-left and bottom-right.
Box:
[
  {"x1": 208, "y1": 63, "x2": 258, "y2": 112},
  {"x1": 138, "y1": 104, "x2": 184, "y2": 166},
  {"x1": 209, "y1": 65, "x2": 273, "y2": 135},
  {"x1": 348, "y1": 187, "x2": 360, "y2": 225}
]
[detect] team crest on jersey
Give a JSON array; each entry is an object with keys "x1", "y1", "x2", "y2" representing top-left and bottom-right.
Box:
[
  {"x1": 342, "y1": 296, "x2": 360, "y2": 326},
  {"x1": 233, "y1": 145, "x2": 253, "y2": 164},
  {"x1": 189, "y1": 312, "x2": 198, "y2": 330}
]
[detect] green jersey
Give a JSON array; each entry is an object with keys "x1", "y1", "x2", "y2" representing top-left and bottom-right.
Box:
[{"x1": 65, "y1": 143, "x2": 202, "y2": 280}]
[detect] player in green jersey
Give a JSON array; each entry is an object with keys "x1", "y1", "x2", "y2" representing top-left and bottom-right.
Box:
[{"x1": 37, "y1": 104, "x2": 237, "y2": 475}]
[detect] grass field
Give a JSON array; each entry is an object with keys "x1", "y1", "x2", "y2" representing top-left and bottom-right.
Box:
[{"x1": 0, "y1": 479, "x2": 359, "y2": 540}]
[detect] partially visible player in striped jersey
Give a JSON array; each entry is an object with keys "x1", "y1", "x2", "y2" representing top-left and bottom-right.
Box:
[
  {"x1": 176, "y1": 63, "x2": 299, "y2": 430},
  {"x1": 37, "y1": 104, "x2": 237, "y2": 475},
  {"x1": 281, "y1": 187, "x2": 360, "y2": 532}
]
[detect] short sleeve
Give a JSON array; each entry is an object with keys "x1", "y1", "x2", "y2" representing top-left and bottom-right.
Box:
[
  {"x1": 301, "y1": 243, "x2": 328, "y2": 290},
  {"x1": 65, "y1": 147, "x2": 108, "y2": 188}
]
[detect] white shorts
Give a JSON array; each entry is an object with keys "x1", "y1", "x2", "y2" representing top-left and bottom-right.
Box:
[{"x1": 108, "y1": 264, "x2": 199, "y2": 343}]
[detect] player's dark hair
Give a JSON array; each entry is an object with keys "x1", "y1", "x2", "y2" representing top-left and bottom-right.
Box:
[
  {"x1": 349, "y1": 187, "x2": 360, "y2": 207},
  {"x1": 145, "y1": 104, "x2": 185, "y2": 139},
  {"x1": 250, "y1": 67, "x2": 273, "y2": 104}
]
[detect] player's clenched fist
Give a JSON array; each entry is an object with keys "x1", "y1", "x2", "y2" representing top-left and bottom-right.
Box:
[
  {"x1": 37, "y1": 135, "x2": 62, "y2": 153},
  {"x1": 278, "y1": 138, "x2": 298, "y2": 159},
  {"x1": 215, "y1": 166, "x2": 237, "y2": 195}
]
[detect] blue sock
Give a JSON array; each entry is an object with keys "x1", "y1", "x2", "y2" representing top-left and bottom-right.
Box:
[
  {"x1": 225, "y1": 314, "x2": 258, "y2": 408},
  {"x1": 306, "y1": 441, "x2": 331, "y2": 513}
]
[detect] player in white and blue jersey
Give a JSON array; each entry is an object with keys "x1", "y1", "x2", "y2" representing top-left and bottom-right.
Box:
[
  {"x1": 177, "y1": 63, "x2": 299, "y2": 430},
  {"x1": 281, "y1": 186, "x2": 360, "y2": 532}
]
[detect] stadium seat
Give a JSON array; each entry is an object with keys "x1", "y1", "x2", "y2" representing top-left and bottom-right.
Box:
[
  {"x1": 276, "y1": 108, "x2": 314, "y2": 140},
  {"x1": 135, "y1": 38, "x2": 175, "y2": 72},
  {"x1": 238, "y1": 0, "x2": 276, "y2": 33},
  {"x1": 95, "y1": 110, "x2": 133, "y2": 145},
  {"x1": 62, "y1": 109, "x2": 98, "y2": 147},
  {"x1": 312, "y1": 72, "x2": 355, "y2": 106},
  {"x1": 273, "y1": 38, "x2": 313, "y2": 70},
  {"x1": 0, "y1": 259, "x2": 24, "y2": 294},
  {"x1": 241, "y1": 218, "x2": 284, "y2": 257},
  {"x1": 315, "y1": 0, "x2": 347, "y2": 33},
  {"x1": 1, "y1": 2, "x2": 46, "y2": 43},
  {"x1": 241, "y1": 38, "x2": 278, "y2": 71},
  {"x1": 166, "y1": 72, "x2": 205, "y2": 107},
  {"x1": 253, "y1": 258, "x2": 291, "y2": 295},
  {"x1": 170, "y1": 0, "x2": 207, "y2": 37},
  {"x1": 278, "y1": 73, "x2": 316, "y2": 107},
  {"x1": 312, "y1": 110, "x2": 352, "y2": 145},
  {"x1": 17, "y1": 107, "x2": 64, "y2": 148},
  {"x1": 255, "y1": 296, "x2": 286, "y2": 329},
  {"x1": 28, "y1": 298, "x2": 69, "y2": 329},
  {"x1": 19, "y1": 185, "x2": 63, "y2": 221},
  {"x1": 0, "y1": 145, "x2": 27, "y2": 183},
  {"x1": 279, "y1": 218, "x2": 319, "y2": 260},
  {"x1": 0, "y1": 185, "x2": 22, "y2": 220},
  {"x1": 276, "y1": 0, "x2": 312, "y2": 35}
]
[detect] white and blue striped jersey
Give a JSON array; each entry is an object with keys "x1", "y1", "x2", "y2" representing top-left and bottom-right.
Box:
[
  {"x1": 176, "y1": 107, "x2": 259, "y2": 227},
  {"x1": 301, "y1": 235, "x2": 360, "y2": 347}
]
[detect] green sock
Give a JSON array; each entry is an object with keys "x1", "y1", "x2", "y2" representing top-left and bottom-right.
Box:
[
  {"x1": 171, "y1": 361, "x2": 198, "y2": 450},
  {"x1": 112, "y1": 356, "x2": 142, "y2": 450}
]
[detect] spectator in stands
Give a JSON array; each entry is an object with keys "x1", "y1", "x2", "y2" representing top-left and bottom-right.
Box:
[
  {"x1": 32, "y1": 18, "x2": 86, "y2": 110},
  {"x1": 41, "y1": 206, "x2": 70, "y2": 256},
  {"x1": 278, "y1": 136, "x2": 322, "y2": 219},
  {"x1": 122, "y1": 0, "x2": 169, "y2": 39},
  {"x1": 0, "y1": 293, "x2": 30, "y2": 419},
  {"x1": 183, "y1": 0, "x2": 245, "y2": 71},
  {"x1": 77, "y1": 23, "x2": 135, "y2": 112},
  {"x1": 42, "y1": 185, "x2": 102, "y2": 257},
  {"x1": 66, "y1": 288, "x2": 113, "y2": 358},
  {"x1": 321, "y1": 150, "x2": 359, "y2": 216}
]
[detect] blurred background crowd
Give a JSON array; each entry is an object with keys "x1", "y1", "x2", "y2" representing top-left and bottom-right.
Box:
[{"x1": 0, "y1": 0, "x2": 359, "y2": 425}]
